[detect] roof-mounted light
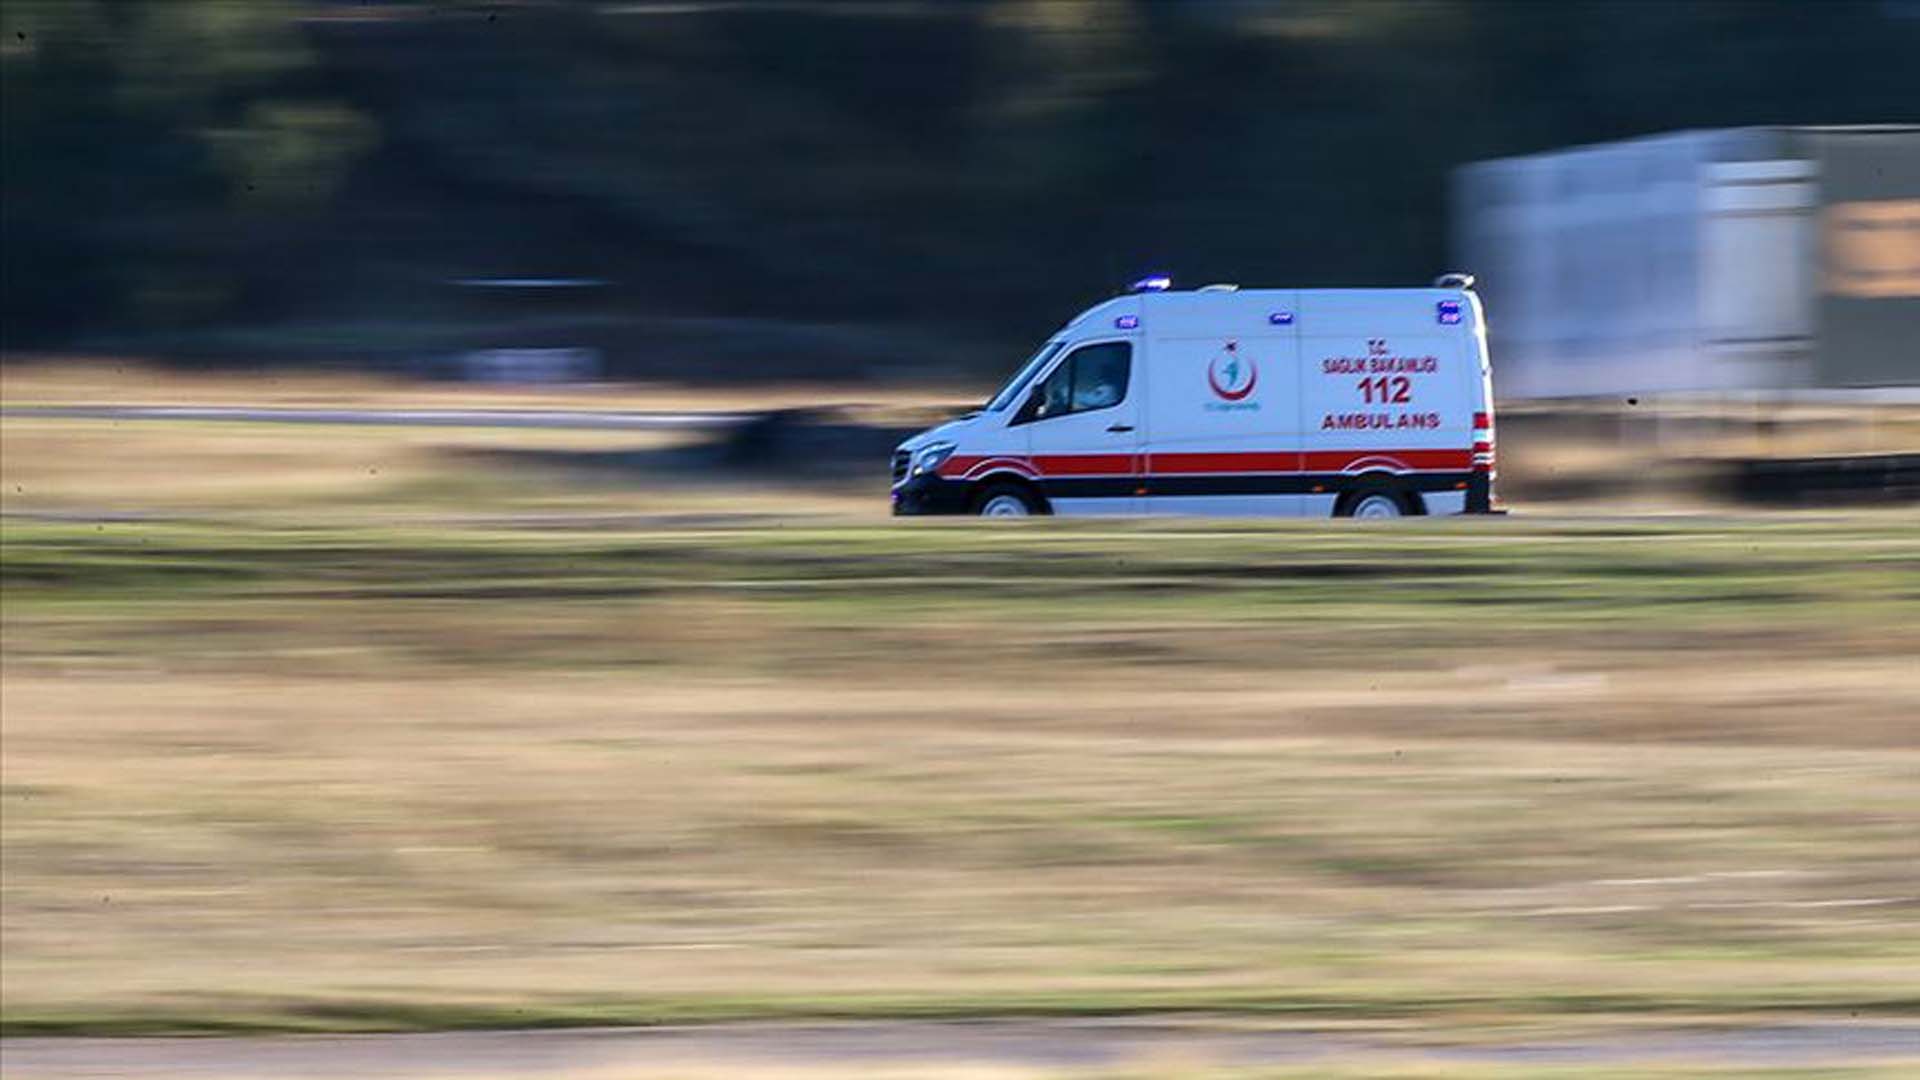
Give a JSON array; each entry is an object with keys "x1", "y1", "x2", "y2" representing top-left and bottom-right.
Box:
[{"x1": 1129, "y1": 275, "x2": 1172, "y2": 293}]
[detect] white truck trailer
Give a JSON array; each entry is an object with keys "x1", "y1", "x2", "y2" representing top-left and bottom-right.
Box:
[{"x1": 1452, "y1": 125, "x2": 1918, "y2": 400}]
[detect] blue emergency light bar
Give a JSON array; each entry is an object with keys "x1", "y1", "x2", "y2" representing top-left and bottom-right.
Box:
[{"x1": 1129, "y1": 276, "x2": 1172, "y2": 293}]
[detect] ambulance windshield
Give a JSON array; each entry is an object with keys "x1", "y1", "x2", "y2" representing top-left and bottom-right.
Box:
[{"x1": 985, "y1": 341, "x2": 1064, "y2": 412}]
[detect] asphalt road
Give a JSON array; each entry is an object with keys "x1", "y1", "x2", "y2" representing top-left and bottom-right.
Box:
[
  {"x1": 5, "y1": 1021, "x2": 1918, "y2": 1077},
  {"x1": 1, "y1": 405, "x2": 753, "y2": 431}
]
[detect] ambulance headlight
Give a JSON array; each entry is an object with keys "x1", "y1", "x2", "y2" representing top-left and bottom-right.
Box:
[{"x1": 912, "y1": 442, "x2": 956, "y2": 475}]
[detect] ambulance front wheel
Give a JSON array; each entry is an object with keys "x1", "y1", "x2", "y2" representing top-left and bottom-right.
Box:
[{"x1": 973, "y1": 482, "x2": 1046, "y2": 518}]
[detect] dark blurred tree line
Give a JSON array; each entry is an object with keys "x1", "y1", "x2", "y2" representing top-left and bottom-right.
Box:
[
  {"x1": 2, "y1": 0, "x2": 372, "y2": 341},
  {"x1": 4, "y1": 0, "x2": 1918, "y2": 371}
]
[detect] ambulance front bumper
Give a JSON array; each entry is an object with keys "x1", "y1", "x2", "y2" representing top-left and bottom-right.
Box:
[{"x1": 891, "y1": 473, "x2": 973, "y2": 516}]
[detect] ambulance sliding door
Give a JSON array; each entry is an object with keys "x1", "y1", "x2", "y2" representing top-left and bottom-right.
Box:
[{"x1": 1141, "y1": 294, "x2": 1304, "y2": 516}]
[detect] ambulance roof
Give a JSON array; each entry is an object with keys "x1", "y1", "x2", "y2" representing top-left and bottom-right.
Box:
[{"x1": 1063, "y1": 287, "x2": 1477, "y2": 338}]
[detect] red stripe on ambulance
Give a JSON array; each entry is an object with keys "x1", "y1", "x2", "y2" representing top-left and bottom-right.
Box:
[
  {"x1": 947, "y1": 449, "x2": 1472, "y2": 479},
  {"x1": 1302, "y1": 449, "x2": 1472, "y2": 472},
  {"x1": 1149, "y1": 452, "x2": 1302, "y2": 474},
  {"x1": 1031, "y1": 454, "x2": 1137, "y2": 477}
]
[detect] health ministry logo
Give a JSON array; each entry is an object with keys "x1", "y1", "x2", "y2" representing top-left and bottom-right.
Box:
[{"x1": 1207, "y1": 341, "x2": 1257, "y2": 402}]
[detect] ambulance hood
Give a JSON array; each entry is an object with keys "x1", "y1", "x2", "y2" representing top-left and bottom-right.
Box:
[{"x1": 895, "y1": 414, "x2": 978, "y2": 455}]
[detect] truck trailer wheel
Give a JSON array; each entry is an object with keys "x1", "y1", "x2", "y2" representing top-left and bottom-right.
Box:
[{"x1": 973, "y1": 482, "x2": 1045, "y2": 518}]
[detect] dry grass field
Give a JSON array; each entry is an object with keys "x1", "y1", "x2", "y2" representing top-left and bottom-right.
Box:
[
  {"x1": 9, "y1": 1040, "x2": 1920, "y2": 1080},
  {"x1": 2, "y1": 368, "x2": 1918, "y2": 1056}
]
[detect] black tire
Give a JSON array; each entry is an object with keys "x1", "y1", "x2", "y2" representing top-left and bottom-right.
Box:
[
  {"x1": 1334, "y1": 483, "x2": 1415, "y2": 519},
  {"x1": 971, "y1": 481, "x2": 1047, "y2": 518}
]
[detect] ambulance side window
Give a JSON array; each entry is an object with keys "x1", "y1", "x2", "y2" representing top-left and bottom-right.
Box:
[
  {"x1": 1016, "y1": 342, "x2": 1130, "y2": 424},
  {"x1": 1071, "y1": 344, "x2": 1129, "y2": 411}
]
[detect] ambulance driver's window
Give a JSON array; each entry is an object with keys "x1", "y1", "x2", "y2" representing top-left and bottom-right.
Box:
[
  {"x1": 1017, "y1": 342, "x2": 1130, "y2": 424},
  {"x1": 1070, "y1": 343, "x2": 1130, "y2": 412}
]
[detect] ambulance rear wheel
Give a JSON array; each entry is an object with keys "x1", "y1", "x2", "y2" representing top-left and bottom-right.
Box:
[
  {"x1": 974, "y1": 483, "x2": 1044, "y2": 518},
  {"x1": 1336, "y1": 487, "x2": 1411, "y2": 519}
]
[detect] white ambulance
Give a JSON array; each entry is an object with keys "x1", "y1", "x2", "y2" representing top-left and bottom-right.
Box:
[{"x1": 891, "y1": 276, "x2": 1499, "y2": 518}]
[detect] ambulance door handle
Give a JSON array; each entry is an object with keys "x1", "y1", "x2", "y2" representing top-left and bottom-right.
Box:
[{"x1": 1106, "y1": 423, "x2": 1134, "y2": 433}]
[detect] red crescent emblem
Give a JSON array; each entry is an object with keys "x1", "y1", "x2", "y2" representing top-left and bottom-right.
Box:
[{"x1": 1208, "y1": 351, "x2": 1257, "y2": 401}]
